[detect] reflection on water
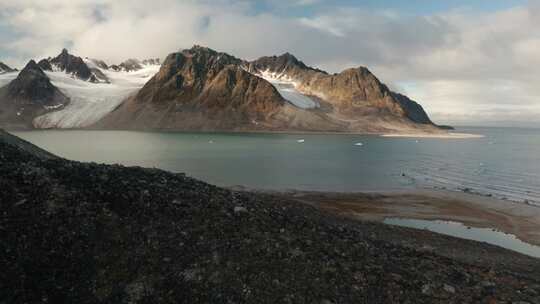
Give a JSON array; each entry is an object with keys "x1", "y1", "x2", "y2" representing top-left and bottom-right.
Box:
[{"x1": 384, "y1": 218, "x2": 540, "y2": 258}]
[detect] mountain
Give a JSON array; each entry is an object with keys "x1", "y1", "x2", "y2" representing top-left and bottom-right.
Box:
[
  {"x1": 246, "y1": 53, "x2": 433, "y2": 125},
  {"x1": 33, "y1": 57, "x2": 161, "y2": 129},
  {"x1": 37, "y1": 59, "x2": 52, "y2": 71},
  {"x1": 96, "y1": 46, "x2": 442, "y2": 133},
  {"x1": 41, "y1": 49, "x2": 109, "y2": 83},
  {"x1": 0, "y1": 50, "x2": 162, "y2": 130},
  {"x1": 0, "y1": 60, "x2": 69, "y2": 129},
  {"x1": 95, "y1": 46, "x2": 296, "y2": 130},
  {"x1": 108, "y1": 58, "x2": 161, "y2": 72},
  {"x1": 142, "y1": 58, "x2": 160, "y2": 65},
  {"x1": 0, "y1": 61, "x2": 16, "y2": 74}
]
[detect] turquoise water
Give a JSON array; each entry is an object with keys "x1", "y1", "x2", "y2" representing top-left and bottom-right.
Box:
[
  {"x1": 384, "y1": 218, "x2": 540, "y2": 258},
  {"x1": 12, "y1": 127, "x2": 540, "y2": 205}
]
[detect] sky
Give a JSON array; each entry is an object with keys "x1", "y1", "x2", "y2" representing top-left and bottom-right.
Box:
[{"x1": 0, "y1": 0, "x2": 539, "y2": 127}]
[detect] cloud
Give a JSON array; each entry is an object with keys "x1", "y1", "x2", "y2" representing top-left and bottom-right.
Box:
[{"x1": 0, "y1": 0, "x2": 539, "y2": 126}]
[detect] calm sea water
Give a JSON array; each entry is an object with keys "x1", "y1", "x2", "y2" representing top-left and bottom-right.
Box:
[{"x1": 12, "y1": 127, "x2": 540, "y2": 205}]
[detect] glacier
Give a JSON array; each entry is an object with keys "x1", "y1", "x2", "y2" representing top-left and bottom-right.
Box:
[
  {"x1": 257, "y1": 70, "x2": 319, "y2": 109},
  {"x1": 33, "y1": 62, "x2": 160, "y2": 129}
]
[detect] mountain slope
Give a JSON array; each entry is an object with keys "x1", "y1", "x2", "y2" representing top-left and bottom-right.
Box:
[
  {"x1": 96, "y1": 46, "x2": 306, "y2": 130},
  {"x1": 33, "y1": 61, "x2": 160, "y2": 129},
  {"x1": 0, "y1": 51, "x2": 162, "y2": 130},
  {"x1": 0, "y1": 60, "x2": 69, "y2": 129},
  {"x1": 97, "y1": 46, "x2": 442, "y2": 133},
  {"x1": 247, "y1": 53, "x2": 433, "y2": 125},
  {"x1": 0, "y1": 61, "x2": 16, "y2": 74},
  {"x1": 42, "y1": 49, "x2": 109, "y2": 83}
]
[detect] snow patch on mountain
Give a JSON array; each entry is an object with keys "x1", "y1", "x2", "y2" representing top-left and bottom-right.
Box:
[
  {"x1": 257, "y1": 69, "x2": 319, "y2": 109},
  {"x1": 0, "y1": 72, "x2": 18, "y2": 87},
  {"x1": 33, "y1": 64, "x2": 160, "y2": 128}
]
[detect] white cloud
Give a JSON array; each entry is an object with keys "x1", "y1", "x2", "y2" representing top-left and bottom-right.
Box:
[{"x1": 0, "y1": 0, "x2": 539, "y2": 126}]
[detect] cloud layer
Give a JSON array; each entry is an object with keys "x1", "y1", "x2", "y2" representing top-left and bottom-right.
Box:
[{"x1": 0, "y1": 0, "x2": 539, "y2": 126}]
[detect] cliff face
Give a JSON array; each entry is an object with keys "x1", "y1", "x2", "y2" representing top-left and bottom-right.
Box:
[
  {"x1": 96, "y1": 46, "x2": 289, "y2": 130},
  {"x1": 97, "y1": 46, "x2": 440, "y2": 133},
  {"x1": 0, "y1": 60, "x2": 69, "y2": 129}
]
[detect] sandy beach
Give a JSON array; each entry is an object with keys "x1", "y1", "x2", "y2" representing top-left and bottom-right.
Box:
[
  {"x1": 381, "y1": 132, "x2": 485, "y2": 139},
  {"x1": 278, "y1": 189, "x2": 540, "y2": 247}
]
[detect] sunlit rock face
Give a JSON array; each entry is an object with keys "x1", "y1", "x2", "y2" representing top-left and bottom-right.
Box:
[{"x1": 96, "y1": 45, "x2": 440, "y2": 134}]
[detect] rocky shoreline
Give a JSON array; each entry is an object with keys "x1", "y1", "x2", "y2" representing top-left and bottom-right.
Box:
[{"x1": 1, "y1": 130, "x2": 539, "y2": 303}]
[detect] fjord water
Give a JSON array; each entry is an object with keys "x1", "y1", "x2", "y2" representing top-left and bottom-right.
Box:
[{"x1": 13, "y1": 127, "x2": 540, "y2": 205}]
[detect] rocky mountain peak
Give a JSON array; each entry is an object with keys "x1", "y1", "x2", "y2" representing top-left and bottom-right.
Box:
[
  {"x1": 49, "y1": 49, "x2": 92, "y2": 80},
  {"x1": 96, "y1": 47, "x2": 286, "y2": 130},
  {"x1": 181, "y1": 46, "x2": 243, "y2": 67},
  {"x1": 248, "y1": 52, "x2": 325, "y2": 76},
  {"x1": 0, "y1": 60, "x2": 69, "y2": 128},
  {"x1": 118, "y1": 59, "x2": 143, "y2": 72},
  {"x1": 141, "y1": 58, "x2": 160, "y2": 66},
  {"x1": 278, "y1": 52, "x2": 307, "y2": 69},
  {"x1": 0, "y1": 61, "x2": 16, "y2": 74},
  {"x1": 37, "y1": 59, "x2": 53, "y2": 71},
  {"x1": 6, "y1": 60, "x2": 68, "y2": 106},
  {"x1": 21, "y1": 59, "x2": 41, "y2": 72}
]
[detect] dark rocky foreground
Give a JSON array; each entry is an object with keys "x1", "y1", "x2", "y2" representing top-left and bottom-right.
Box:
[{"x1": 1, "y1": 130, "x2": 539, "y2": 303}]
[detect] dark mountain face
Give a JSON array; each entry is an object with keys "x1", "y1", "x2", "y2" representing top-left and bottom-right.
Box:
[
  {"x1": 45, "y1": 50, "x2": 110, "y2": 83},
  {"x1": 142, "y1": 58, "x2": 161, "y2": 65},
  {"x1": 37, "y1": 59, "x2": 53, "y2": 71},
  {"x1": 49, "y1": 49, "x2": 93, "y2": 80},
  {"x1": 247, "y1": 53, "x2": 325, "y2": 77},
  {"x1": 0, "y1": 60, "x2": 69, "y2": 129},
  {"x1": 5, "y1": 60, "x2": 68, "y2": 106},
  {"x1": 0, "y1": 61, "x2": 16, "y2": 74},
  {"x1": 89, "y1": 58, "x2": 109, "y2": 70},
  {"x1": 119, "y1": 59, "x2": 143, "y2": 72}
]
